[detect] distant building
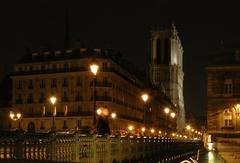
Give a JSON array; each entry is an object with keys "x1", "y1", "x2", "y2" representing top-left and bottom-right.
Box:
[
  {"x1": 149, "y1": 24, "x2": 185, "y2": 131},
  {"x1": 10, "y1": 47, "x2": 176, "y2": 133},
  {"x1": 206, "y1": 47, "x2": 240, "y2": 157}
]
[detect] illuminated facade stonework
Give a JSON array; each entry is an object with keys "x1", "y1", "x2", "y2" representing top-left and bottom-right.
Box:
[
  {"x1": 206, "y1": 48, "x2": 240, "y2": 160},
  {"x1": 10, "y1": 47, "x2": 176, "y2": 133},
  {"x1": 11, "y1": 48, "x2": 147, "y2": 132},
  {"x1": 207, "y1": 48, "x2": 240, "y2": 132},
  {"x1": 149, "y1": 24, "x2": 185, "y2": 131}
]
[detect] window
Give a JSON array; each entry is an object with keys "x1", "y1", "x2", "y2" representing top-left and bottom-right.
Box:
[
  {"x1": 28, "y1": 80, "x2": 33, "y2": 89},
  {"x1": 62, "y1": 91, "x2": 68, "y2": 102},
  {"x1": 102, "y1": 62, "x2": 108, "y2": 69},
  {"x1": 63, "y1": 78, "x2": 68, "y2": 87},
  {"x1": 76, "y1": 91, "x2": 82, "y2": 101},
  {"x1": 76, "y1": 77, "x2": 82, "y2": 86},
  {"x1": 63, "y1": 63, "x2": 69, "y2": 71},
  {"x1": 17, "y1": 80, "x2": 23, "y2": 89},
  {"x1": 223, "y1": 79, "x2": 233, "y2": 96},
  {"x1": 104, "y1": 91, "x2": 108, "y2": 97},
  {"x1": 28, "y1": 93, "x2": 33, "y2": 104},
  {"x1": 63, "y1": 120, "x2": 68, "y2": 129},
  {"x1": 41, "y1": 65, "x2": 45, "y2": 71},
  {"x1": 78, "y1": 106, "x2": 81, "y2": 113},
  {"x1": 53, "y1": 64, "x2": 57, "y2": 70},
  {"x1": 40, "y1": 80, "x2": 45, "y2": 89},
  {"x1": 51, "y1": 78, "x2": 57, "y2": 88},
  {"x1": 16, "y1": 94, "x2": 23, "y2": 104},
  {"x1": 63, "y1": 91, "x2": 67, "y2": 98},
  {"x1": 223, "y1": 109, "x2": 233, "y2": 127},
  {"x1": 40, "y1": 121, "x2": 45, "y2": 129},
  {"x1": 103, "y1": 77, "x2": 108, "y2": 84},
  {"x1": 39, "y1": 92, "x2": 45, "y2": 103}
]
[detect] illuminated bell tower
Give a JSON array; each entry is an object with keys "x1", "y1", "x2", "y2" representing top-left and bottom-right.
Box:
[{"x1": 149, "y1": 24, "x2": 185, "y2": 131}]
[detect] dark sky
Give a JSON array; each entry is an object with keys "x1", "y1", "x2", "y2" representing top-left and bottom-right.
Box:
[{"x1": 1, "y1": 0, "x2": 240, "y2": 120}]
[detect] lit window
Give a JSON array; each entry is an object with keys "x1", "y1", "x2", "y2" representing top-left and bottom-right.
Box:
[{"x1": 223, "y1": 109, "x2": 233, "y2": 127}]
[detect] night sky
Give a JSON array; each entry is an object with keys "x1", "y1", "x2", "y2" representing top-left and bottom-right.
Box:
[{"x1": 1, "y1": 0, "x2": 240, "y2": 120}]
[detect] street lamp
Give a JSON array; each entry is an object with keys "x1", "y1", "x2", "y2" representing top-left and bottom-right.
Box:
[
  {"x1": 186, "y1": 125, "x2": 191, "y2": 131},
  {"x1": 110, "y1": 112, "x2": 117, "y2": 134},
  {"x1": 111, "y1": 112, "x2": 116, "y2": 119},
  {"x1": 164, "y1": 107, "x2": 170, "y2": 130},
  {"x1": 50, "y1": 96, "x2": 57, "y2": 131},
  {"x1": 128, "y1": 125, "x2": 134, "y2": 133},
  {"x1": 90, "y1": 64, "x2": 99, "y2": 127},
  {"x1": 141, "y1": 93, "x2": 149, "y2": 126},
  {"x1": 150, "y1": 128, "x2": 155, "y2": 135},
  {"x1": 164, "y1": 107, "x2": 170, "y2": 114},
  {"x1": 170, "y1": 112, "x2": 176, "y2": 118},
  {"x1": 9, "y1": 111, "x2": 22, "y2": 130},
  {"x1": 186, "y1": 125, "x2": 191, "y2": 138}
]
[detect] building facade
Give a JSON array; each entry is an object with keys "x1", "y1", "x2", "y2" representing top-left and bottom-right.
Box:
[
  {"x1": 207, "y1": 48, "x2": 240, "y2": 132},
  {"x1": 10, "y1": 47, "x2": 176, "y2": 134},
  {"x1": 206, "y1": 48, "x2": 240, "y2": 161},
  {"x1": 149, "y1": 24, "x2": 185, "y2": 131}
]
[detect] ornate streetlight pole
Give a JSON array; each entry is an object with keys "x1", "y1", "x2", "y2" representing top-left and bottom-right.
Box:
[
  {"x1": 164, "y1": 107, "x2": 170, "y2": 131},
  {"x1": 50, "y1": 96, "x2": 57, "y2": 131},
  {"x1": 9, "y1": 111, "x2": 22, "y2": 130},
  {"x1": 90, "y1": 64, "x2": 99, "y2": 127},
  {"x1": 141, "y1": 93, "x2": 149, "y2": 126}
]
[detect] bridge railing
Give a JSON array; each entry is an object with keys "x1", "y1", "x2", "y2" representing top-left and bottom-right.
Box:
[{"x1": 0, "y1": 131, "x2": 203, "y2": 162}]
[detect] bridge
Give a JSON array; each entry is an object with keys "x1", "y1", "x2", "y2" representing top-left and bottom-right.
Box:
[{"x1": 0, "y1": 131, "x2": 203, "y2": 163}]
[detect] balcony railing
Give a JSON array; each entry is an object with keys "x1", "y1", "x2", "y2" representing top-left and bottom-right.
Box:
[
  {"x1": 90, "y1": 82, "x2": 112, "y2": 87},
  {"x1": 12, "y1": 67, "x2": 87, "y2": 76},
  {"x1": 91, "y1": 96, "x2": 112, "y2": 101},
  {"x1": 24, "y1": 111, "x2": 92, "y2": 117}
]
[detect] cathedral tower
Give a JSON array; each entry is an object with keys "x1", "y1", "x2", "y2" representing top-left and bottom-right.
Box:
[{"x1": 149, "y1": 24, "x2": 185, "y2": 131}]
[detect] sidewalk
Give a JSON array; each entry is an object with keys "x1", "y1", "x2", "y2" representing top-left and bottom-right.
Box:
[{"x1": 198, "y1": 151, "x2": 226, "y2": 163}]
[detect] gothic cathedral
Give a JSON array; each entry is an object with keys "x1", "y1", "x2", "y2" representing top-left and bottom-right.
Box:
[{"x1": 149, "y1": 24, "x2": 185, "y2": 131}]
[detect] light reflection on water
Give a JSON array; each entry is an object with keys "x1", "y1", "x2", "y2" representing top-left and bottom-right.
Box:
[{"x1": 208, "y1": 151, "x2": 214, "y2": 161}]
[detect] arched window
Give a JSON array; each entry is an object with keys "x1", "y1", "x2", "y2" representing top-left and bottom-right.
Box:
[{"x1": 223, "y1": 109, "x2": 233, "y2": 127}]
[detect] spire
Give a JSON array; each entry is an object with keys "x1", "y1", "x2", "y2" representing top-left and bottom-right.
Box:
[{"x1": 64, "y1": 0, "x2": 70, "y2": 48}]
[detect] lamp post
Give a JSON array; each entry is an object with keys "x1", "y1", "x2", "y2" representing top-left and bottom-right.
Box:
[
  {"x1": 110, "y1": 112, "x2": 117, "y2": 134},
  {"x1": 141, "y1": 93, "x2": 149, "y2": 126},
  {"x1": 170, "y1": 112, "x2": 176, "y2": 130},
  {"x1": 50, "y1": 96, "x2": 57, "y2": 131},
  {"x1": 90, "y1": 64, "x2": 99, "y2": 127},
  {"x1": 164, "y1": 107, "x2": 170, "y2": 130},
  {"x1": 186, "y1": 125, "x2": 191, "y2": 138},
  {"x1": 9, "y1": 111, "x2": 22, "y2": 130}
]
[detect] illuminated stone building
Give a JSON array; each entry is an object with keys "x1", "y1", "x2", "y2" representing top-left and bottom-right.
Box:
[
  {"x1": 207, "y1": 48, "x2": 240, "y2": 132},
  {"x1": 149, "y1": 24, "x2": 185, "y2": 131},
  {"x1": 206, "y1": 48, "x2": 240, "y2": 159},
  {"x1": 10, "y1": 47, "x2": 177, "y2": 133}
]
